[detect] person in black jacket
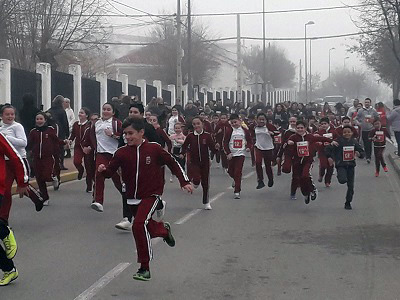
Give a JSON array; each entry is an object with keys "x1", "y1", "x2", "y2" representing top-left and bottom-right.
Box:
[
  {"x1": 47, "y1": 95, "x2": 69, "y2": 170},
  {"x1": 19, "y1": 94, "x2": 40, "y2": 135},
  {"x1": 325, "y1": 126, "x2": 365, "y2": 210}
]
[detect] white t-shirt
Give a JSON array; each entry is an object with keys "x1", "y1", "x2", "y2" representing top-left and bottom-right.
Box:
[
  {"x1": 65, "y1": 107, "x2": 75, "y2": 131},
  {"x1": 168, "y1": 115, "x2": 179, "y2": 135},
  {"x1": 95, "y1": 118, "x2": 119, "y2": 154},
  {"x1": 0, "y1": 121, "x2": 27, "y2": 158},
  {"x1": 255, "y1": 126, "x2": 274, "y2": 151},
  {"x1": 229, "y1": 127, "x2": 247, "y2": 157}
]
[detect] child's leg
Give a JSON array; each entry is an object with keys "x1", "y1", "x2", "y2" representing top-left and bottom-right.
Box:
[
  {"x1": 73, "y1": 146, "x2": 85, "y2": 174},
  {"x1": 282, "y1": 153, "x2": 292, "y2": 174},
  {"x1": 325, "y1": 165, "x2": 334, "y2": 185},
  {"x1": 221, "y1": 151, "x2": 228, "y2": 169},
  {"x1": 84, "y1": 152, "x2": 95, "y2": 191},
  {"x1": 94, "y1": 153, "x2": 109, "y2": 204},
  {"x1": 291, "y1": 162, "x2": 301, "y2": 195},
  {"x1": 227, "y1": 158, "x2": 235, "y2": 180},
  {"x1": 0, "y1": 172, "x2": 14, "y2": 223},
  {"x1": 250, "y1": 147, "x2": 255, "y2": 167},
  {"x1": 0, "y1": 224, "x2": 14, "y2": 273},
  {"x1": 200, "y1": 163, "x2": 211, "y2": 204},
  {"x1": 233, "y1": 156, "x2": 245, "y2": 193},
  {"x1": 264, "y1": 150, "x2": 274, "y2": 182},
  {"x1": 346, "y1": 166, "x2": 355, "y2": 203},
  {"x1": 374, "y1": 147, "x2": 380, "y2": 172},
  {"x1": 337, "y1": 167, "x2": 348, "y2": 184},
  {"x1": 380, "y1": 148, "x2": 386, "y2": 167},
  {"x1": 300, "y1": 161, "x2": 314, "y2": 196},
  {"x1": 319, "y1": 156, "x2": 327, "y2": 180},
  {"x1": 254, "y1": 148, "x2": 264, "y2": 182}
]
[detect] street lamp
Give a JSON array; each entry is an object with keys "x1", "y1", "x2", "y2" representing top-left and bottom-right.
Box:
[
  {"x1": 304, "y1": 20, "x2": 315, "y2": 103},
  {"x1": 344, "y1": 56, "x2": 350, "y2": 69},
  {"x1": 328, "y1": 47, "x2": 335, "y2": 79},
  {"x1": 262, "y1": 0, "x2": 266, "y2": 103}
]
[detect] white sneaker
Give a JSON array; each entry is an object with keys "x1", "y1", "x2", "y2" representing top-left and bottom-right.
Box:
[
  {"x1": 234, "y1": 193, "x2": 240, "y2": 199},
  {"x1": 156, "y1": 200, "x2": 167, "y2": 220},
  {"x1": 204, "y1": 203, "x2": 212, "y2": 210},
  {"x1": 52, "y1": 176, "x2": 60, "y2": 191},
  {"x1": 43, "y1": 200, "x2": 50, "y2": 206},
  {"x1": 90, "y1": 202, "x2": 104, "y2": 212},
  {"x1": 115, "y1": 217, "x2": 132, "y2": 231},
  {"x1": 169, "y1": 176, "x2": 174, "y2": 183}
]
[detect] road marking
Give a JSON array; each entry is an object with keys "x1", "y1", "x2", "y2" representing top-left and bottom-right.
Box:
[
  {"x1": 74, "y1": 262, "x2": 131, "y2": 300},
  {"x1": 243, "y1": 171, "x2": 256, "y2": 179}
]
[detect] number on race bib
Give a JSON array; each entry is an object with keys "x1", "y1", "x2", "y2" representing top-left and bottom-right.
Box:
[
  {"x1": 375, "y1": 131, "x2": 384, "y2": 143},
  {"x1": 274, "y1": 134, "x2": 282, "y2": 144},
  {"x1": 233, "y1": 139, "x2": 243, "y2": 149}
]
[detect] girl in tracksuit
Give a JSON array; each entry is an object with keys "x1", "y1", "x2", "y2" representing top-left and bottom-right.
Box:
[
  {"x1": 169, "y1": 122, "x2": 186, "y2": 170},
  {"x1": 276, "y1": 116, "x2": 297, "y2": 177},
  {"x1": 148, "y1": 115, "x2": 172, "y2": 152},
  {"x1": 68, "y1": 107, "x2": 94, "y2": 193},
  {"x1": 251, "y1": 113, "x2": 277, "y2": 189},
  {"x1": 325, "y1": 125, "x2": 365, "y2": 209},
  {"x1": 369, "y1": 118, "x2": 391, "y2": 177},
  {"x1": 83, "y1": 103, "x2": 122, "y2": 212},
  {"x1": 223, "y1": 114, "x2": 253, "y2": 199},
  {"x1": 214, "y1": 113, "x2": 229, "y2": 170},
  {"x1": 98, "y1": 117, "x2": 192, "y2": 281},
  {"x1": 0, "y1": 105, "x2": 44, "y2": 217},
  {"x1": 181, "y1": 117, "x2": 217, "y2": 210},
  {"x1": 287, "y1": 120, "x2": 333, "y2": 204},
  {"x1": 27, "y1": 112, "x2": 63, "y2": 204}
]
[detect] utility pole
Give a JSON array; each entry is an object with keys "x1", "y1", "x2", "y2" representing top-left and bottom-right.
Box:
[
  {"x1": 299, "y1": 59, "x2": 302, "y2": 94},
  {"x1": 176, "y1": 0, "x2": 183, "y2": 104},
  {"x1": 187, "y1": 0, "x2": 193, "y2": 100},
  {"x1": 262, "y1": 0, "x2": 266, "y2": 103},
  {"x1": 309, "y1": 39, "x2": 312, "y2": 101},
  {"x1": 237, "y1": 14, "x2": 243, "y2": 103}
]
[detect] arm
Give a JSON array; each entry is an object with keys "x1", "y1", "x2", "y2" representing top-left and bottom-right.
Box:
[
  {"x1": 159, "y1": 146, "x2": 190, "y2": 186},
  {"x1": 68, "y1": 122, "x2": 77, "y2": 141},
  {"x1": 160, "y1": 129, "x2": 172, "y2": 152},
  {"x1": 180, "y1": 134, "x2": 190, "y2": 155},
  {"x1": 355, "y1": 141, "x2": 365, "y2": 159},
  {"x1": 5, "y1": 124, "x2": 27, "y2": 148},
  {"x1": 223, "y1": 127, "x2": 232, "y2": 155},
  {"x1": 101, "y1": 151, "x2": 123, "y2": 178}
]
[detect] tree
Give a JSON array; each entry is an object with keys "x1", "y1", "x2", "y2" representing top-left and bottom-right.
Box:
[{"x1": 243, "y1": 44, "x2": 296, "y2": 89}]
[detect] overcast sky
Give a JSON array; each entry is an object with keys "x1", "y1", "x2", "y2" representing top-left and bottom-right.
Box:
[{"x1": 111, "y1": 0, "x2": 363, "y2": 80}]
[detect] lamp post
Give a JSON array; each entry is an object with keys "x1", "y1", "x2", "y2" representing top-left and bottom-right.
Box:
[
  {"x1": 344, "y1": 56, "x2": 350, "y2": 69},
  {"x1": 328, "y1": 47, "x2": 335, "y2": 79},
  {"x1": 304, "y1": 20, "x2": 315, "y2": 103},
  {"x1": 262, "y1": 0, "x2": 266, "y2": 103}
]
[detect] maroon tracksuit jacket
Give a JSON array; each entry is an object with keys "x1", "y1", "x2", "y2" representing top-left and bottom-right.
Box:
[
  {"x1": 316, "y1": 127, "x2": 338, "y2": 184},
  {"x1": 203, "y1": 120, "x2": 213, "y2": 134},
  {"x1": 155, "y1": 127, "x2": 172, "y2": 152},
  {"x1": 277, "y1": 128, "x2": 296, "y2": 173},
  {"x1": 214, "y1": 121, "x2": 230, "y2": 169},
  {"x1": 369, "y1": 127, "x2": 391, "y2": 172}
]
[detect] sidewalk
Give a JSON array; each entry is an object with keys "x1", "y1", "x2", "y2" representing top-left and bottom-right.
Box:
[{"x1": 12, "y1": 157, "x2": 79, "y2": 194}]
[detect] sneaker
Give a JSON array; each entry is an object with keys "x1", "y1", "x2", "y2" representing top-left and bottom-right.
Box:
[
  {"x1": 0, "y1": 268, "x2": 19, "y2": 286},
  {"x1": 91, "y1": 202, "x2": 104, "y2": 212},
  {"x1": 383, "y1": 166, "x2": 389, "y2": 172},
  {"x1": 304, "y1": 194, "x2": 311, "y2": 204},
  {"x1": 52, "y1": 176, "x2": 60, "y2": 191},
  {"x1": 277, "y1": 170, "x2": 282, "y2": 176},
  {"x1": 344, "y1": 202, "x2": 352, "y2": 210},
  {"x1": 311, "y1": 188, "x2": 318, "y2": 201},
  {"x1": 318, "y1": 176, "x2": 323, "y2": 183},
  {"x1": 169, "y1": 176, "x2": 173, "y2": 183},
  {"x1": 204, "y1": 203, "x2": 212, "y2": 210},
  {"x1": 86, "y1": 187, "x2": 93, "y2": 193},
  {"x1": 2, "y1": 227, "x2": 17, "y2": 260},
  {"x1": 256, "y1": 180, "x2": 265, "y2": 189},
  {"x1": 234, "y1": 192, "x2": 240, "y2": 199},
  {"x1": 375, "y1": 171, "x2": 379, "y2": 177},
  {"x1": 43, "y1": 200, "x2": 49, "y2": 206},
  {"x1": 133, "y1": 268, "x2": 151, "y2": 281},
  {"x1": 115, "y1": 217, "x2": 132, "y2": 231},
  {"x1": 290, "y1": 194, "x2": 297, "y2": 200},
  {"x1": 325, "y1": 183, "x2": 331, "y2": 188},
  {"x1": 268, "y1": 179, "x2": 274, "y2": 187},
  {"x1": 78, "y1": 169, "x2": 84, "y2": 180},
  {"x1": 367, "y1": 159, "x2": 371, "y2": 164},
  {"x1": 156, "y1": 200, "x2": 167, "y2": 220},
  {"x1": 163, "y1": 222, "x2": 175, "y2": 247}
]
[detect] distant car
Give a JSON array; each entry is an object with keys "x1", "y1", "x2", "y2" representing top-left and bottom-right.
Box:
[{"x1": 323, "y1": 95, "x2": 346, "y2": 109}]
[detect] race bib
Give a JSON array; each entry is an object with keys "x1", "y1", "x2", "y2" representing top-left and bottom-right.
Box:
[
  {"x1": 233, "y1": 139, "x2": 243, "y2": 149},
  {"x1": 376, "y1": 131, "x2": 384, "y2": 143},
  {"x1": 365, "y1": 115, "x2": 372, "y2": 123},
  {"x1": 297, "y1": 141, "x2": 310, "y2": 157},
  {"x1": 378, "y1": 111, "x2": 383, "y2": 115},
  {"x1": 274, "y1": 134, "x2": 282, "y2": 144},
  {"x1": 323, "y1": 133, "x2": 333, "y2": 139},
  {"x1": 354, "y1": 125, "x2": 359, "y2": 130},
  {"x1": 343, "y1": 146, "x2": 355, "y2": 161}
]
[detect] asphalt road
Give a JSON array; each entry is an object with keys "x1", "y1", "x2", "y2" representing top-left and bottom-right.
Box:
[{"x1": 2, "y1": 151, "x2": 400, "y2": 300}]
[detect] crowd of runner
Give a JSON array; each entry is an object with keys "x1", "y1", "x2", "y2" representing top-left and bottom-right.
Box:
[{"x1": 0, "y1": 94, "x2": 398, "y2": 283}]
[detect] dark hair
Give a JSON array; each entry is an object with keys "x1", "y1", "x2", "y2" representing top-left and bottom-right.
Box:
[
  {"x1": 36, "y1": 111, "x2": 48, "y2": 121},
  {"x1": 320, "y1": 117, "x2": 330, "y2": 124},
  {"x1": 130, "y1": 102, "x2": 144, "y2": 115},
  {"x1": 342, "y1": 125, "x2": 353, "y2": 132},
  {"x1": 229, "y1": 113, "x2": 240, "y2": 121},
  {"x1": 80, "y1": 107, "x2": 91, "y2": 117},
  {"x1": 103, "y1": 102, "x2": 115, "y2": 113},
  {"x1": 365, "y1": 97, "x2": 371, "y2": 102},
  {"x1": 273, "y1": 119, "x2": 282, "y2": 127},
  {"x1": 307, "y1": 115, "x2": 316, "y2": 121},
  {"x1": 296, "y1": 120, "x2": 307, "y2": 127},
  {"x1": 192, "y1": 116, "x2": 202, "y2": 123},
  {"x1": 342, "y1": 116, "x2": 351, "y2": 122},
  {"x1": 256, "y1": 112, "x2": 267, "y2": 119},
  {"x1": 122, "y1": 117, "x2": 145, "y2": 131},
  {"x1": 52, "y1": 95, "x2": 65, "y2": 108},
  {"x1": 393, "y1": 99, "x2": 400, "y2": 106},
  {"x1": 0, "y1": 103, "x2": 16, "y2": 115}
]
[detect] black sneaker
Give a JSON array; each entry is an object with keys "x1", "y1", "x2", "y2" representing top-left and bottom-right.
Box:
[
  {"x1": 268, "y1": 179, "x2": 274, "y2": 187},
  {"x1": 366, "y1": 159, "x2": 371, "y2": 164},
  {"x1": 78, "y1": 169, "x2": 84, "y2": 180},
  {"x1": 133, "y1": 268, "x2": 151, "y2": 281},
  {"x1": 311, "y1": 189, "x2": 318, "y2": 201},
  {"x1": 256, "y1": 181, "x2": 265, "y2": 189},
  {"x1": 344, "y1": 202, "x2": 352, "y2": 210},
  {"x1": 163, "y1": 222, "x2": 175, "y2": 247},
  {"x1": 304, "y1": 194, "x2": 311, "y2": 204}
]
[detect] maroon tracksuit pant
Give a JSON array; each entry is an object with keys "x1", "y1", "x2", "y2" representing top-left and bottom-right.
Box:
[
  {"x1": 220, "y1": 151, "x2": 228, "y2": 169},
  {"x1": 291, "y1": 160, "x2": 315, "y2": 196},
  {"x1": 34, "y1": 156, "x2": 58, "y2": 201},
  {"x1": 94, "y1": 153, "x2": 122, "y2": 204},
  {"x1": 319, "y1": 155, "x2": 334, "y2": 184},
  {"x1": 374, "y1": 147, "x2": 386, "y2": 172},
  {"x1": 130, "y1": 196, "x2": 168, "y2": 265},
  {"x1": 74, "y1": 146, "x2": 95, "y2": 191},
  {"x1": 255, "y1": 148, "x2": 274, "y2": 183},
  {"x1": 0, "y1": 160, "x2": 43, "y2": 222},
  {"x1": 188, "y1": 161, "x2": 210, "y2": 204},
  {"x1": 228, "y1": 156, "x2": 245, "y2": 193}
]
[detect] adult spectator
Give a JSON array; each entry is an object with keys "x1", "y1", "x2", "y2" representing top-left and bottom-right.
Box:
[
  {"x1": 183, "y1": 100, "x2": 199, "y2": 121},
  {"x1": 387, "y1": 99, "x2": 400, "y2": 156},
  {"x1": 213, "y1": 99, "x2": 228, "y2": 114},
  {"x1": 249, "y1": 100, "x2": 265, "y2": 115},
  {"x1": 347, "y1": 99, "x2": 360, "y2": 118},
  {"x1": 174, "y1": 98, "x2": 184, "y2": 115},
  {"x1": 48, "y1": 95, "x2": 69, "y2": 170},
  {"x1": 63, "y1": 98, "x2": 75, "y2": 158},
  {"x1": 273, "y1": 103, "x2": 289, "y2": 129},
  {"x1": 19, "y1": 94, "x2": 40, "y2": 135},
  {"x1": 356, "y1": 98, "x2": 379, "y2": 163}
]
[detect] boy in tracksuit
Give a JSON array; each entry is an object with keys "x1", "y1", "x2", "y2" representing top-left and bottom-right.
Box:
[
  {"x1": 276, "y1": 116, "x2": 297, "y2": 179},
  {"x1": 316, "y1": 117, "x2": 338, "y2": 187},
  {"x1": 369, "y1": 119, "x2": 391, "y2": 177},
  {"x1": 325, "y1": 125, "x2": 365, "y2": 210},
  {"x1": 287, "y1": 120, "x2": 333, "y2": 204},
  {"x1": 98, "y1": 118, "x2": 192, "y2": 281},
  {"x1": 214, "y1": 113, "x2": 229, "y2": 170},
  {"x1": 181, "y1": 117, "x2": 217, "y2": 210},
  {"x1": 223, "y1": 114, "x2": 253, "y2": 199}
]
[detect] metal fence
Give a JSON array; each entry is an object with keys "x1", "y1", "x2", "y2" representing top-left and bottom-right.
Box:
[
  {"x1": 162, "y1": 89, "x2": 171, "y2": 105},
  {"x1": 128, "y1": 84, "x2": 141, "y2": 99},
  {"x1": 146, "y1": 84, "x2": 157, "y2": 105},
  {"x1": 82, "y1": 78, "x2": 101, "y2": 114},
  {"x1": 52, "y1": 71, "x2": 74, "y2": 109},
  {"x1": 107, "y1": 79, "x2": 122, "y2": 101},
  {"x1": 11, "y1": 68, "x2": 42, "y2": 112}
]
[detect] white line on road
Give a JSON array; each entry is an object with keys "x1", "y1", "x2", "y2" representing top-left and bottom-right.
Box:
[
  {"x1": 74, "y1": 262, "x2": 131, "y2": 300},
  {"x1": 243, "y1": 171, "x2": 256, "y2": 179}
]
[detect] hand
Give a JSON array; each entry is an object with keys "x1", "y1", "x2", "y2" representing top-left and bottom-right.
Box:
[
  {"x1": 83, "y1": 146, "x2": 91, "y2": 154},
  {"x1": 246, "y1": 148, "x2": 250, "y2": 152},
  {"x1": 227, "y1": 153, "x2": 233, "y2": 160},
  {"x1": 179, "y1": 154, "x2": 185, "y2": 160},
  {"x1": 313, "y1": 134, "x2": 321, "y2": 137},
  {"x1": 104, "y1": 128, "x2": 113, "y2": 137},
  {"x1": 215, "y1": 144, "x2": 220, "y2": 150},
  {"x1": 276, "y1": 157, "x2": 281, "y2": 165},
  {"x1": 328, "y1": 158, "x2": 334, "y2": 166},
  {"x1": 182, "y1": 184, "x2": 194, "y2": 194},
  {"x1": 331, "y1": 141, "x2": 339, "y2": 147},
  {"x1": 355, "y1": 151, "x2": 361, "y2": 157},
  {"x1": 98, "y1": 164, "x2": 106, "y2": 172},
  {"x1": 17, "y1": 186, "x2": 28, "y2": 198},
  {"x1": 287, "y1": 140, "x2": 294, "y2": 145}
]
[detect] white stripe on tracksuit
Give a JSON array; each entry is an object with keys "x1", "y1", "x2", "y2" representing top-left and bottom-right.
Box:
[{"x1": 144, "y1": 197, "x2": 160, "y2": 261}]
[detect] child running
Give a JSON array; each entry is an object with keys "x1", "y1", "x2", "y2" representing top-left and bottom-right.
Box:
[
  {"x1": 223, "y1": 114, "x2": 253, "y2": 199},
  {"x1": 325, "y1": 125, "x2": 365, "y2": 209},
  {"x1": 98, "y1": 118, "x2": 193, "y2": 281},
  {"x1": 369, "y1": 118, "x2": 391, "y2": 177}
]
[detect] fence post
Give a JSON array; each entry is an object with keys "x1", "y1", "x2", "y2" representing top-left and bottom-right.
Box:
[
  {"x1": 119, "y1": 74, "x2": 129, "y2": 95},
  {"x1": 68, "y1": 64, "x2": 82, "y2": 118},
  {"x1": 137, "y1": 79, "x2": 146, "y2": 105},
  {"x1": 96, "y1": 72, "x2": 107, "y2": 107},
  {"x1": 0, "y1": 59, "x2": 11, "y2": 105},
  {"x1": 201, "y1": 87, "x2": 208, "y2": 103},
  {"x1": 153, "y1": 80, "x2": 162, "y2": 98},
  {"x1": 168, "y1": 84, "x2": 176, "y2": 106},
  {"x1": 183, "y1": 84, "x2": 188, "y2": 106},
  {"x1": 36, "y1": 62, "x2": 52, "y2": 110},
  {"x1": 194, "y1": 86, "x2": 199, "y2": 102}
]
